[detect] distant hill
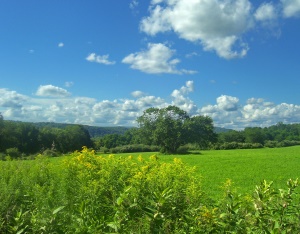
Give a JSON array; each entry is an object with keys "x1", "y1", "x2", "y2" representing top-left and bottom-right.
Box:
[
  {"x1": 32, "y1": 122, "x2": 131, "y2": 138},
  {"x1": 214, "y1": 126, "x2": 232, "y2": 133}
]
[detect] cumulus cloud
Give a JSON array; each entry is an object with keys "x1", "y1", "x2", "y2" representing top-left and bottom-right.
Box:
[
  {"x1": 0, "y1": 88, "x2": 28, "y2": 108},
  {"x1": 171, "y1": 80, "x2": 197, "y2": 113},
  {"x1": 36, "y1": 85, "x2": 71, "y2": 98},
  {"x1": 1, "y1": 82, "x2": 300, "y2": 129},
  {"x1": 255, "y1": 3, "x2": 278, "y2": 21},
  {"x1": 122, "y1": 43, "x2": 197, "y2": 74},
  {"x1": 131, "y1": 91, "x2": 146, "y2": 98},
  {"x1": 140, "y1": 0, "x2": 253, "y2": 59},
  {"x1": 217, "y1": 95, "x2": 239, "y2": 111},
  {"x1": 199, "y1": 96, "x2": 300, "y2": 129},
  {"x1": 86, "y1": 53, "x2": 116, "y2": 65},
  {"x1": 281, "y1": 0, "x2": 300, "y2": 18}
]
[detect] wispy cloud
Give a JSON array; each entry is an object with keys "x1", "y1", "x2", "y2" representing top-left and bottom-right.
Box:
[
  {"x1": 86, "y1": 53, "x2": 116, "y2": 65},
  {"x1": 58, "y1": 42, "x2": 64, "y2": 47},
  {"x1": 65, "y1": 82, "x2": 74, "y2": 88},
  {"x1": 130, "y1": 0, "x2": 138, "y2": 9}
]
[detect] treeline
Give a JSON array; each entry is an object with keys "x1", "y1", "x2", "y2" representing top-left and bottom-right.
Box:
[
  {"x1": 215, "y1": 122, "x2": 300, "y2": 150},
  {"x1": 32, "y1": 122, "x2": 130, "y2": 138},
  {"x1": 1, "y1": 109, "x2": 300, "y2": 157},
  {"x1": 0, "y1": 117, "x2": 92, "y2": 158}
]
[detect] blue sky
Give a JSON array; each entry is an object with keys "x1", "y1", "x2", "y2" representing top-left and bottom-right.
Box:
[{"x1": 1, "y1": 0, "x2": 300, "y2": 129}]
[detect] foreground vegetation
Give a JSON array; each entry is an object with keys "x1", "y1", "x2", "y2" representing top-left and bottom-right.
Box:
[{"x1": 1, "y1": 147, "x2": 300, "y2": 233}]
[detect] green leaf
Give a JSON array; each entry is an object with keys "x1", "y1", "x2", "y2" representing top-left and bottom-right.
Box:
[{"x1": 52, "y1": 206, "x2": 65, "y2": 215}]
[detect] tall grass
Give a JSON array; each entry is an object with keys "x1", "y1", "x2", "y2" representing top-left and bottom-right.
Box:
[{"x1": 1, "y1": 146, "x2": 300, "y2": 233}]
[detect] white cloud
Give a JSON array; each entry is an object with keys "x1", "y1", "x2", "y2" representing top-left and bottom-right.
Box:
[
  {"x1": 86, "y1": 53, "x2": 116, "y2": 65},
  {"x1": 255, "y1": 3, "x2": 278, "y2": 21},
  {"x1": 0, "y1": 88, "x2": 28, "y2": 108},
  {"x1": 217, "y1": 95, "x2": 239, "y2": 111},
  {"x1": 58, "y1": 42, "x2": 64, "y2": 47},
  {"x1": 131, "y1": 90, "x2": 146, "y2": 98},
  {"x1": 140, "y1": 0, "x2": 253, "y2": 59},
  {"x1": 122, "y1": 43, "x2": 197, "y2": 74},
  {"x1": 281, "y1": 0, "x2": 300, "y2": 18},
  {"x1": 199, "y1": 96, "x2": 300, "y2": 129},
  {"x1": 36, "y1": 85, "x2": 71, "y2": 98},
  {"x1": 2, "y1": 82, "x2": 300, "y2": 129},
  {"x1": 171, "y1": 80, "x2": 197, "y2": 114}
]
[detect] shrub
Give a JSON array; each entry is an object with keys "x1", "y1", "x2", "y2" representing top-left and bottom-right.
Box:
[
  {"x1": 0, "y1": 152, "x2": 5, "y2": 161},
  {"x1": 176, "y1": 145, "x2": 189, "y2": 154},
  {"x1": 5, "y1": 147, "x2": 21, "y2": 159},
  {"x1": 264, "y1": 140, "x2": 279, "y2": 148},
  {"x1": 63, "y1": 147, "x2": 203, "y2": 233},
  {"x1": 110, "y1": 144, "x2": 160, "y2": 153},
  {"x1": 100, "y1": 146, "x2": 109, "y2": 153},
  {"x1": 42, "y1": 149, "x2": 59, "y2": 157},
  {"x1": 213, "y1": 142, "x2": 264, "y2": 150}
]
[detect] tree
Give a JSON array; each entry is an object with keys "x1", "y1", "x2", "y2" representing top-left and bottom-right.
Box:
[
  {"x1": 218, "y1": 130, "x2": 245, "y2": 143},
  {"x1": 244, "y1": 127, "x2": 265, "y2": 144},
  {"x1": 137, "y1": 106, "x2": 216, "y2": 153},
  {"x1": 185, "y1": 115, "x2": 217, "y2": 148}
]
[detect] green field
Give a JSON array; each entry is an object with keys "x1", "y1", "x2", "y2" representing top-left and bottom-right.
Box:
[
  {"x1": 115, "y1": 146, "x2": 300, "y2": 198},
  {"x1": 1, "y1": 146, "x2": 300, "y2": 233}
]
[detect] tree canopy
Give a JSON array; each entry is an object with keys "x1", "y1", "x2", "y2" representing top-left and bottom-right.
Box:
[{"x1": 137, "y1": 106, "x2": 217, "y2": 153}]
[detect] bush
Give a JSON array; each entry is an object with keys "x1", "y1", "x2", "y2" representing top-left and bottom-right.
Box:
[
  {"x1": 42, "y1": 149, "x2": 59, "y2": 157},
  {"x1": 176, "y1": 145, "x2": 189, "y2": 154},
  {"x1": 5, "y1": 147, "x2": 21, "y2": 159},
  {"x1": 110, "y1": 144, "x2": 160, "y2": 153},
  {"x1": 100, "y1": 146, "x2": 109, "y2": 153},
  {"x1": 62, "y1": 147, "x2": 203, "y2": 233},
  {"x1": 213, "y1": 142, "x2": 263, "y2": 150},
  {"x1": 278, "y1": 140, "x2": 300, "y2": 147}
]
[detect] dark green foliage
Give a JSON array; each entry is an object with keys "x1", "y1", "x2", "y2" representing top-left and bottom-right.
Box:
[
  {"x1": 33, "y1": 121, "x2": 130, "y2": 138},
  {"x1": 0, "y1": 120, "x2": 93, "y2": 156},
  {"x1": 5, "y1": 147, "x2": 21, "y2": 158},
  {"x1": 137, "y1": 106, "x2": 216, "y2": 153},
  {"x1": 216, "y1": 122, "x2": 300, "y2": 149},
  {"x1": 175, "y1": 145, "x2": 189, "y2": 154},
  {"x1": 110, "y1": 144, "x2": 160, "y2": 153},
  {"x1": 214, "y1": 142, "x2": 263, "y2": 150}
]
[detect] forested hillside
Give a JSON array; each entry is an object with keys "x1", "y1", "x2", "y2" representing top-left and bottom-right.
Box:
[{"x1": 32, "y1": 122, "x2": 131, "y2": 137}]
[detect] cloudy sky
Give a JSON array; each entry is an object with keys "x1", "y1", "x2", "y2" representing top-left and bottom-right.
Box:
[{"x1": 1, "y1": 0, "x2": 300, "y2": 130}]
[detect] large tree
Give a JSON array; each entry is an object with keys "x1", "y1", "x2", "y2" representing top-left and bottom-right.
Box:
[{"x1": 137, "y1": 106, "x2": 216, "y2": 153}]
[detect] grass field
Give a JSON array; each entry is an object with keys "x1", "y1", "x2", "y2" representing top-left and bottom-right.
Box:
[
  {"x1": 112, "y1": 146, "x2": 300, "y2": 198},
  {"x1": 1, "y1": 146, "x2": 300, "y2": 232}
]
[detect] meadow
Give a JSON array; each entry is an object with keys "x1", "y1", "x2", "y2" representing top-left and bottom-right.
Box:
[
  {"x1": 1, "y1": 146, "x2": 300, "y2": 233},
  {"x1": 118, "y1": 146, "x2": 300, "y2": 198}
]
